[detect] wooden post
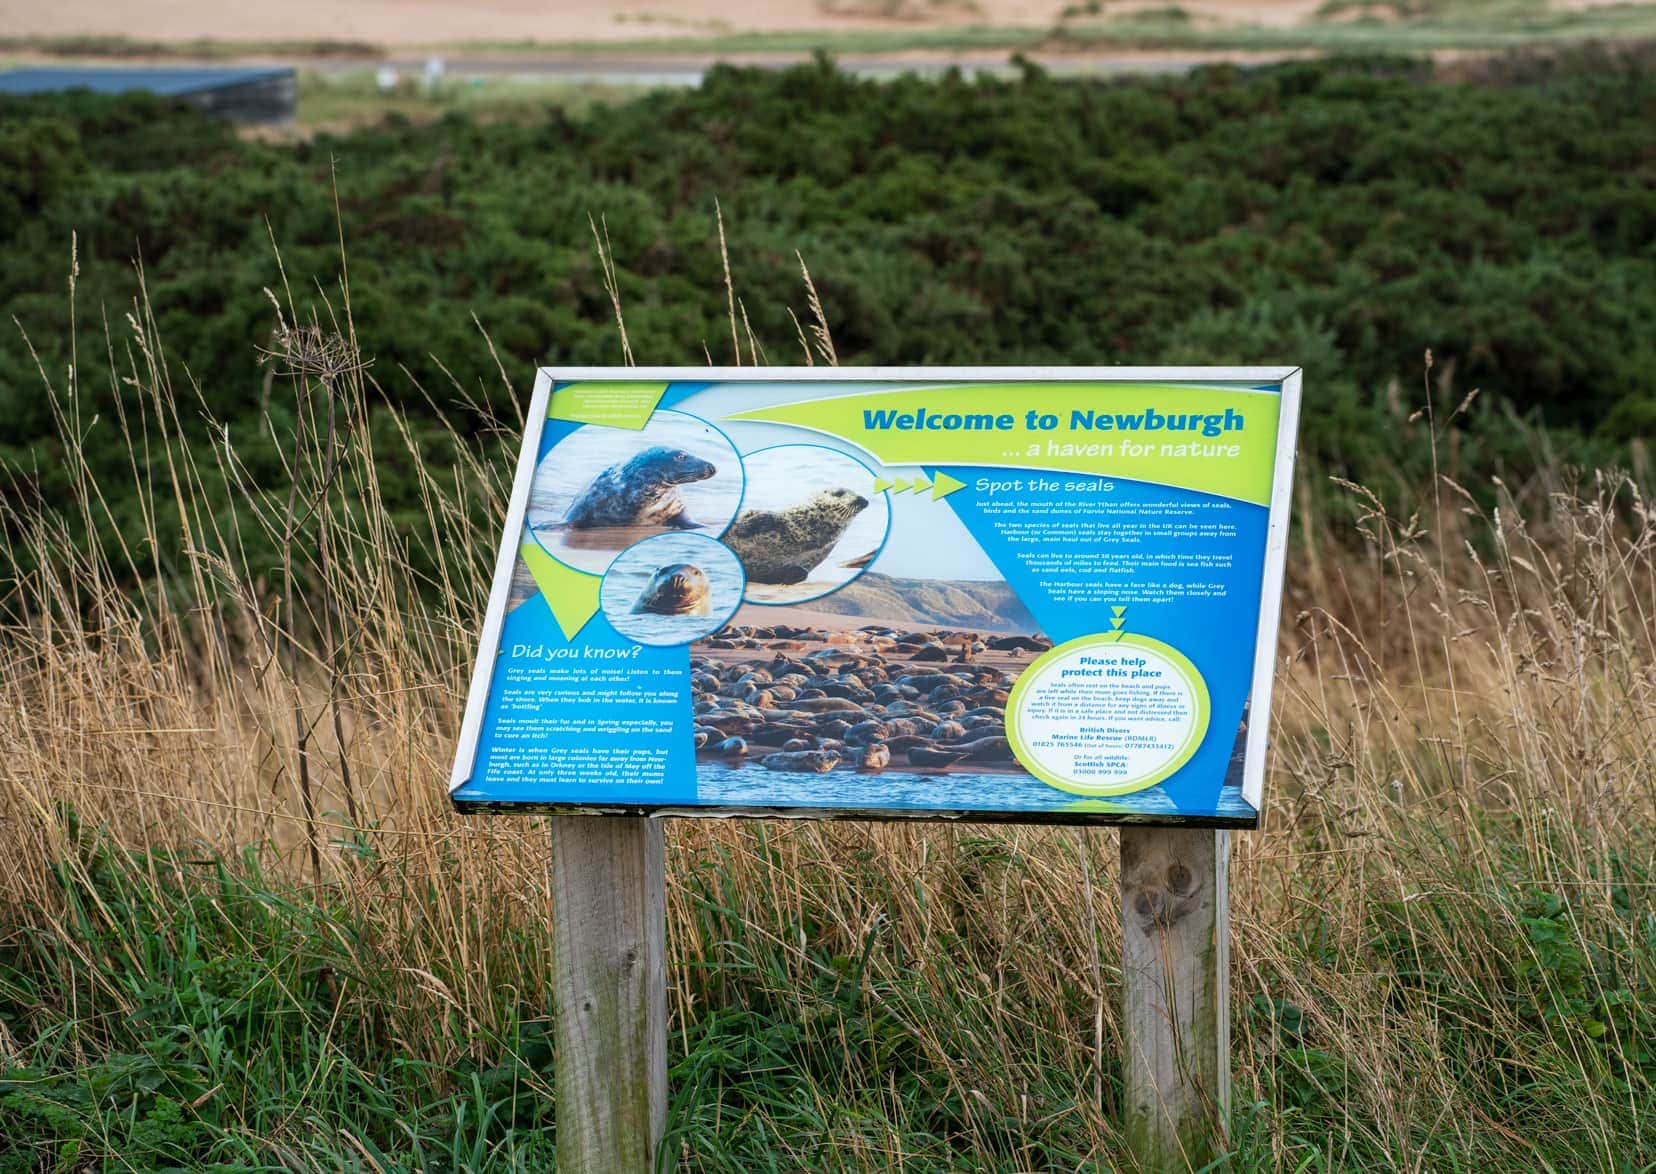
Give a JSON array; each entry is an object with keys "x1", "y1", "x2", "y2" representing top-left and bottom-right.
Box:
[
  {"x1": 1120, "y1": 827, "x2": 1230, "y2": 1172},
  {"x1": 551, "y1": 816, "x2": 667, "y2": 1173}
]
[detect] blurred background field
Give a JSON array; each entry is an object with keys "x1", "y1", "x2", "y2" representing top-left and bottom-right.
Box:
[
  {"x1": 0, "y1": 24, "x2": 1653, "y2": 1174},
  {"x1": 8, "y1": 0, "x2": 1656, "y2": 61}
]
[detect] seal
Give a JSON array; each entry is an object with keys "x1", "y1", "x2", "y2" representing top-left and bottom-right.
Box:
[
  {"x1": 563, "y1": 445, "x2": 717, "y2": 530},
  {"x1": 632, "y1": 564, "x2": 713, "y2": 616},
  {"x1": 722, "y1": 488, "x2": 869, "y2": 585},
  {"x1": 988, "y1": 635, "x2": 1050, "y2": 652},
  {"x1": 762, "y1": 749, "x2": 842, "y2": 773},
  {"x1": 908, "y1": 746, "x2": 969, "y2": 768},
  {"x1": 955, "y1": 736, "x2": 1013, "y2": 763}
]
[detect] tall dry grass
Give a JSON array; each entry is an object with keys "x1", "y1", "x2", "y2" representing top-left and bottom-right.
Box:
[{"x1": 0, "y1": 247, "x2": 1650, "y2": 1170}]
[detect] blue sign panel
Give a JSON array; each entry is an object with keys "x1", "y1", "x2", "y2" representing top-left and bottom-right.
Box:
[{"x1": 451, "y1": 367, "x2": 1300, "y2": 826}]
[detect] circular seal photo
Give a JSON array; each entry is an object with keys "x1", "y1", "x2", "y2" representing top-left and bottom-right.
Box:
[
  {"x1": 600, "y1": 532, "x2": 746, "y2": 647},
  {"x1": 526, "y1": 410, "x2": 744, "y2": 575},
  {"x1": 723, "y1": 444, "x2": 891, "y2": 605}
]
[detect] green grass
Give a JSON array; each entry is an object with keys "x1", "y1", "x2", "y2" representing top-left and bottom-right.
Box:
[
  {"x1": 1060, "y1": 3, "x2": 1656, "y2": 51},
  {"x1": 3, "y1": 808, "x2": 1650, "y2": 1169},
  {"x1": 459, "y1": 5, "x2": 1656, "y2": 54},
  {"x1": 0, "y1": 823, "x2": 563, "y2": 1170},
  {"x1": 294, "y1": 71, "x2": 652, "y2": 132}
]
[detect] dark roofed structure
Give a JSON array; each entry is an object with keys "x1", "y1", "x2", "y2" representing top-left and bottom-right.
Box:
[{"x1": 0, "y1": 66, "x2": 296, "y2": 124}]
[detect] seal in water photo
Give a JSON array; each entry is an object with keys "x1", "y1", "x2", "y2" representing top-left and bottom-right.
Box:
[
  {"x1": 563, "y1": 446, "x2": 717, "y2": 530},
  {"x1": 761, "y1": 749, "x2": 842, "y2": 773},
  {"x1": 722, "y1": 488, "x2": 868, "y2": 585},
  {"x1": 631, "y1": 563, "x2": 713, "y2": 616}
]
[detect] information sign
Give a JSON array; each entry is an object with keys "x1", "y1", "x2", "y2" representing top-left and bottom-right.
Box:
[{"x1": 451, "y1": 367, "x2": 1300, "y2": 825}]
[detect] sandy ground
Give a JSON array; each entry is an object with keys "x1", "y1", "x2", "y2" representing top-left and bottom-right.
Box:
[
  {"x1": 722, "y1": 602, "x2": 916, "y2": 633},
  {"x1": 0, "y1": 2, "x2": 1240, "y2": 47},
  {"x1": 0, "y1": 0, "x2": 1544, "y2": 48}
]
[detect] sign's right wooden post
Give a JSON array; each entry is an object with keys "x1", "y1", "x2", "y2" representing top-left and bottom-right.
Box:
[{"x1": 1120, "y1": 825, "x2": 1230, "y2": 1171}]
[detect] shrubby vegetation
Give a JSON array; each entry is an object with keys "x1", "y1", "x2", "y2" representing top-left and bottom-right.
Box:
[{"x1": 3, "y1": 51, "x2": 1655, "y2": 581}]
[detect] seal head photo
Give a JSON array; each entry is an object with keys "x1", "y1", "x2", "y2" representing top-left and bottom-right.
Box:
[
  {"x1": 599, "y1": 531, "x2": 745, "y2": 645},
  {"x1": 632, "y1": 563, "x2": 714, "y2": 616}
]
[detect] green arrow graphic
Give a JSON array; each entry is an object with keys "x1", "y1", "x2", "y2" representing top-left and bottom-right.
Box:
[{"x1": 930, "y1": 471, "x2": 967, "y2": 500}]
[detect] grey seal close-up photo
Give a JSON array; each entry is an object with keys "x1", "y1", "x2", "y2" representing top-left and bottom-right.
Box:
[
  {"x1": 563, "y1": 445, "x2": 717, "y2": 530},
  {"x1": 631, "y1": 563, "x2": 714, "y2": 616}
]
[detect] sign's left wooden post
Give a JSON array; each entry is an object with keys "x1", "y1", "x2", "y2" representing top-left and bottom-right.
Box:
[{"x1": 551, "y1": 815, "x2": 667, "y2": 1172}]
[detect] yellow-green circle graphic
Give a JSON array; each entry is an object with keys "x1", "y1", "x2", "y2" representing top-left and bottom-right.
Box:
[{"x1": 1006, "y1": 632, "x2": 1210, "y2": 797}]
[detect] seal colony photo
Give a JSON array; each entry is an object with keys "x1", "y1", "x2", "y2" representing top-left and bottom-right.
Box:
[{"x1": 451, "y1": 367, "x2": 1301, "y2": 828}]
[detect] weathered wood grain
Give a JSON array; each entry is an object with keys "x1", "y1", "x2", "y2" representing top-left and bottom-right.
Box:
[
  {"x1": 1120, "y1": 826, "x2": 1230, "y2": 1172},
  {"x1": 551, "y1": 816, "x2": 666, "y2": 1173}
]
